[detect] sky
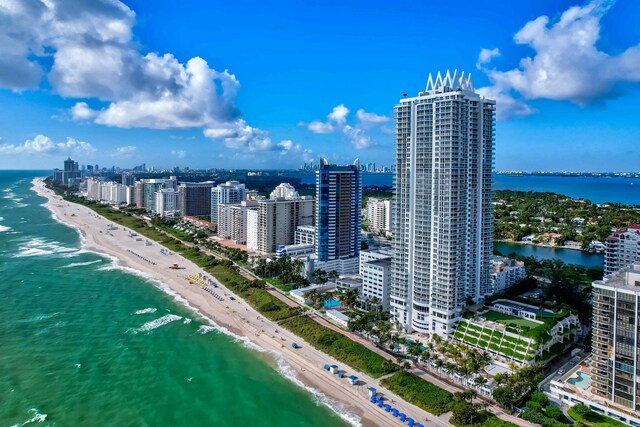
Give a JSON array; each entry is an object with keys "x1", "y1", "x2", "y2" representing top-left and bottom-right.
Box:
[{"x1": 0, "y1": 0, "x2": 639, "y2": 171}]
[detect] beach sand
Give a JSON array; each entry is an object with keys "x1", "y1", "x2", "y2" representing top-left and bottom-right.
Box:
[{"x1": 33, "y1": 178, "x2": 450, "y2": 427}]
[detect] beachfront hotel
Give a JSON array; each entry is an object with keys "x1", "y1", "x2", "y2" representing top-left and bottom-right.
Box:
[
  {"x1": 313, "y1": 158, "x2": 362, "y2": 274},
  {"x1": 252, "y1": 188, "x2": 315, "y2": 254},
  {"x1": 210, "y1": 181, "x2": 246, "y2": 226},
  {"x1": 178, "y1": 181, "x2": 214, "y2": 217},
  {"x1": 547, "y1": 265, "x2": 640, "y2": 426},
  {"x1": 390, "y1": 70, "x2": 495, "y2": 337}
]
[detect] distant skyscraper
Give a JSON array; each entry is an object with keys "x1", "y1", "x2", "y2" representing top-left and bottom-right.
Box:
[
  {"x1": 315, "y1": 158, "x2": 361, "y2": 265},
  {"x1": 391, "y1": 70, "x2": 495, "y2": 337},
  {"x1": 61, "y1": 157, "x2": 80, "y2": 185},
  {"x1": 122, "y1": 173, "x2": 135, "y2": 186},
  {"x1": 604, "y1": 226, "x2": 640, "y2": 275}
]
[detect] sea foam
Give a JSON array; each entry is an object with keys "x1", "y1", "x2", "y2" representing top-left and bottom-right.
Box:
[
  {"x1": 133, "y1": 314, "x2": 182, "y2": 333},
  {"x1": 10, "y1": 408, "x2": 47, "y2": 426},
  {"x1": 30, "y1": 179, "x2": 361, "y2": 425},
  {"x1": 60, "y1": 259, "x2": 102, "y2": 269},
  {"x1": 0, "y1": 225, "x2": 10, "y2": 232},
  {"x1": 14, "y1": 237, "x2": 76, "y2": 258},
  {"x1": 134, "y1": 308, "x2": 157, "y2": 315}
]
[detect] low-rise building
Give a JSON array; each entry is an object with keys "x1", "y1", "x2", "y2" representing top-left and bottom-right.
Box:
[
  {"x1": 491, "y1": 257, "x2": 526, "y2": 293},
  {"x1": 326, "y1": 309, "x2": 350, "y2": 328},
  {"x1": 361, "y1": 257, "x2": 391, "y2": 311},
  {"x1": 454, "y1": 299, "x2": 579, "y2": 365},
  {"x1": 295, "y1": 225, "x2": 316, "y2": 245},
  {"x1": 277, "y1": 243, "x2": 314, "y2": 258},
  {"x1": 336, "y1": 276, "x2": 362, "y2": 292}
]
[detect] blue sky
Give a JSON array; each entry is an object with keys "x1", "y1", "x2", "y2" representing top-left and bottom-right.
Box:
[{"x1": 0, "y1": 0, "x2": 639, "y2": 171}]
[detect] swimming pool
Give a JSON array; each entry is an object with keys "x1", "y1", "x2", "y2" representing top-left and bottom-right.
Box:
[
  {"x1": 567, "y1": 371, "x2": 592, "y2": 390},
  {"x1": 323, "y1": 297, "x2": 342, "y2": 308}
]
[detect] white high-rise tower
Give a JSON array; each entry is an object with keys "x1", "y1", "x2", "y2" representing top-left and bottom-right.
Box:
[{"x1": 391, "y1": 70, "x2": 495, "y2": 337}]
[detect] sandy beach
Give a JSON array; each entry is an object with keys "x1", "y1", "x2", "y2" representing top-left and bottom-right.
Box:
[{"x1": 33, "y1": 178, "x2": 450, "y2": 427}]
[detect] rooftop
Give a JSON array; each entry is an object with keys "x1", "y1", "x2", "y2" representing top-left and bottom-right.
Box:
[
  {"x1": 365, "y1": 258, "x2": 392, "y2": 268},
  {"x1": 594, "y1": 264, "x2": 640, "y2": 293}
]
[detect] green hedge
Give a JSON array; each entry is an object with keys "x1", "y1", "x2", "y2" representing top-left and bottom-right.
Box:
[
  {"x1": 279, "y1": 316, "x2": 398, "y2": 378},
  {"x1": 380, "y1": 371, "x2": 452, "y2": 415}
]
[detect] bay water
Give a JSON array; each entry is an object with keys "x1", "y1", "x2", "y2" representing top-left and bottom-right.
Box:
[{"x1": 0, "y1": 171, "x2": 351, "y2": 427}]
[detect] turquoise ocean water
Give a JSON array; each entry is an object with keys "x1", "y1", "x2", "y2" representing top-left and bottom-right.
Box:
[{"x1": 0, "y1": 171, "x2": 351, "y2": 427}]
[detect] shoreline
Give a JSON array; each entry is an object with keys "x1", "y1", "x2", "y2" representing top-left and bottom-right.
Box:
[
  {"x1": 495, "y1": 239, "x2": 604, "y2": 255},
  {"x1": 32, "y1": 178, "x2": 446, "y2": 427}
]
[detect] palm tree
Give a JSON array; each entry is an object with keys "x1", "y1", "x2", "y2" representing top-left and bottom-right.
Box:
[
  {"x1": 408, "y1": 341, "x2": 423, "y2": 359},
  {"x1": 419, "y1": 350, "x2": 431, "y2": 365},
  {"x1": 304, "y1": 289, "x2": 322, "y2": 309},
  {"x1": 434, "y1": 358, "x2": 444, "y2": 376},
  {"x1": 341, "y1": 288, "x2": 359, "y2": 310},
  {"x1": 474, "y1": 376, "x2": 488, "y2": 388}
]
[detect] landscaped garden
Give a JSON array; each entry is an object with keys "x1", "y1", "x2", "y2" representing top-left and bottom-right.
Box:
[
  {"x1": 568, "y1": 404, "x2": 629, "y2": 427},
  {"x1": 482, "y1": 310, "x2": 541, "y2": 330}
]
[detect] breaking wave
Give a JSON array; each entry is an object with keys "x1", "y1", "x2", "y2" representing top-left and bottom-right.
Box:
[
  {"x1": 134, "y1": 308, "x2": 157, "y2": 315},
  {"x1": 133, "y1": 314, "x2": 182, "y2": 334}
]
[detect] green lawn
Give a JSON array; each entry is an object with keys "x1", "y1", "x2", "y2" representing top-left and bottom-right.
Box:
[
  {"x1": 483, "y1": 310, "x2": 541, "y2": 329},
  {"x1": 568, "y1": 407, "x2": 628, "y2": 427}
]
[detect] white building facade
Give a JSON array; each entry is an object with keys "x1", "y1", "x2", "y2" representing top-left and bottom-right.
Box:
[
  {"x1": 605, "y1": 226, "x2": 640, "y2": 275},
  {"x1": 210, "y1": 181, "x2": 246, "y2": 226},
  {"x1": 256, "y1": 197, "x2": 315, "y2": 254},
  {"x1": 246, "y1": 209, "x2": 259, "y2": 251},
  {"x1": 366, "y1": 198, "x2": 392, "y2": 233},
  {"x1": 391, "y1": 71, "x2": 495, "y2": 337},
  {"x1": 155, "y1": 188, "x2": 180, "y2": 217},
  {"x1": 491, "y1": 257, "x2": 526, "y2": 293}
]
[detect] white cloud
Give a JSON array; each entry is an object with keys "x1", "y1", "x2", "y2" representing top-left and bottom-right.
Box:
[
  {"x1": 0, "y1": 0, "x2": 311, "y2": 159},
  {"x1": 343, "y1": 125, "x2": 374, "y2": 149},
  {"x1": 70, "y1": 102, "x2": 97, "y2": 120},
  {"x1": 306, "y1": 120, "x2": 335, "y2": 134},
  {"x1": 356, "y1": 109, "x2": 390, "y2": 127},
  {"x1": 204, "y1": 120, "x2": 273, "y2": 152},
  {"x1": 171, "y1": 149, "x2": 187, "y2": 159},
  {"x1": 303, "y1": 104, "x2": 387, "y2": 149},
  {"x1": 477, "y1": 0, "x2": 640, "y2": 120},
  {"x1": 476, "y1": 48, "x2": 501, "y2": 67},
  {"x1": 0, "y1": 134, "x2": 95, "y2": 156},
  {"x1": 111, "y1": 145, "x2": 137, "y2": 158},
  {"x1": 327, "y1": 104, "x2": 349, "y2": 125},
  {"x1": 0, "y1": 0, "x2": 240, "y2": 130}
]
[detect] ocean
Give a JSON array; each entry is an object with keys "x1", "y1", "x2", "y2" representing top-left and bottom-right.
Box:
[{"x1": 0, "y1": 171, "x2": 351, "y2": 427}]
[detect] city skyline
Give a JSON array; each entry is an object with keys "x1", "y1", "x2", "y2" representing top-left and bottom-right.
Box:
[{"x1": 0, "y1": 0, "x2": 639, "y2": 171}]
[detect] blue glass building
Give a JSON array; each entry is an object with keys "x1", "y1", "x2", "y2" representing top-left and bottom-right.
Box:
[{"x1": 315, "y1": 158, "x2": 362, "y2": 262}]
